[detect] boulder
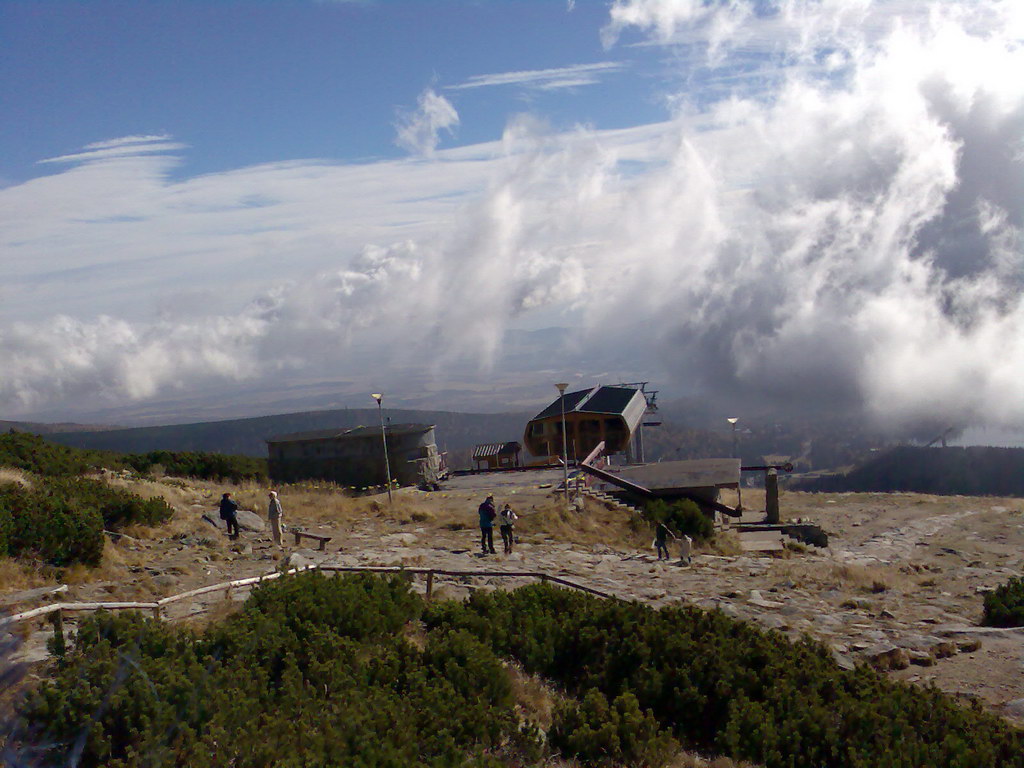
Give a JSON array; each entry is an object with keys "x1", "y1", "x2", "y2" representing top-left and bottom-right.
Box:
[
  {"x1": 201, "y1": 513, "x2": 225, "y2": 530},
  {"x1": 235, "y1": 509, "x2": 266, "y2": 533},
  {"x1": 907, "y1": 650, "x2": 936, "y2": 667},
  {"x1": 201, "y1": 510, "x2": 265, "y2": 533},
  {"x1": 281, "y1": 551, "x2": 314, "y2": 570}
]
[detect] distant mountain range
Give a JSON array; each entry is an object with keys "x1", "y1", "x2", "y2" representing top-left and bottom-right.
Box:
[
  {"x1": 42, "y1": 408, "x2": 534, "y2": 467},
  {"x1": 21, "y1": 404, "x2": 907, "y2": 475},
  {"x1": 1, "y1": 419, "x2": 120, "y2": 435}
]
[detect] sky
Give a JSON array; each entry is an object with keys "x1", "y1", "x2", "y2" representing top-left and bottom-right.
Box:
[{"x1": 1, "y1": 0, "x2": 1022, "y2": 431}]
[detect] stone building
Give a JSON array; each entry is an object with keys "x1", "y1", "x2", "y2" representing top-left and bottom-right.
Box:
[{"x1": 266, "y1": 423, "x2": 442, "y2": 487}]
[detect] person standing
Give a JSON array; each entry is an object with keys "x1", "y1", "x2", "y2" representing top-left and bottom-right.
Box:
[
  {"x1": 499, "y1": 503, "x2": 518, "y2": 554},
  {"x1": 267, "y1": 490, "x2": 284, "y2": 546},
  {"x1": 219, "y1": 492, "x2": 240, "y2": 540},
  {"x1": 478, "y1": 494, "x2": 497, "y2": 555},
  {"x1": 654, "y1": 520, "x2": 676, "y2": 561},
  {"x1": 679, "y1": 533, "x2": 693, "y2": 565}
]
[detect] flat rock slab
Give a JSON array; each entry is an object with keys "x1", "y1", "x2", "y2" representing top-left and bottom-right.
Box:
[{"x1": 0, "y1": 585, "x2": 67, "y2": 607}]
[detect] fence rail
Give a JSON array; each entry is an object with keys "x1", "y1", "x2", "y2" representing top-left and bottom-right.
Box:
[{"x1": 0, "y1": 565, "x2": 615, "y2": 638}]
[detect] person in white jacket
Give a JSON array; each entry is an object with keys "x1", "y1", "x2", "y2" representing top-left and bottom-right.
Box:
[
  {"x1": 499, "y1": 503, "x2": 518, "y2": 554},
  {"x1": 267, "y1": 491, "x2": 284, "y2": 546}
]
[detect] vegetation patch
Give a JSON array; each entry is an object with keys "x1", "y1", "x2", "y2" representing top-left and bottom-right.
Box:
[
  {"x1": 0, "y1": 432, "x2": 266, "y2": 484},
  {"x1": 644, "y1": 498, "x2": 714, "y2": 542},
  {"x1": 425, "y1": 583, "x2": 1024, "y2": 768},
  {"x1": 982, "y1": 575, "x2": 1024, "y2": 628},
  {"x1": 0, "y1": 477, "x2": 172, "y2": 567},
  {"x1": 7, "y1": 573, "x2": 533, "y2": 768}
]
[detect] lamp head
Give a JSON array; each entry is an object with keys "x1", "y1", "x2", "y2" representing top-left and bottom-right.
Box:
[
  {"x1": 726, "y1": 417, "x2": 739, "y2": 425},
  {"x1": 555, "y1": 382, "x2": 568, "y2": 393},
  {"x1": 371, "y1": 393, "x2": 383, "y2": 404}
]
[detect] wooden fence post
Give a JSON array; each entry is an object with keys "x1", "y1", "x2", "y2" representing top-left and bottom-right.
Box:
[
  {"x1": 425, "y1": 571, "x2": 434, "y2": 601},
  {"x1": 152, "y1": 606, "x2": 162, "y2": 621},
  {"x1": 48, "y1": 609, "x2": 65, "y2": 657}
]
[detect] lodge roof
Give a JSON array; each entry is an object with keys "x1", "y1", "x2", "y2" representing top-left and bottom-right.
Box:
[
  {"x1": 531, "y1": 386, "x2": 643, "y2": 421},
  {"x1": 472, "y1": 441, "x2": 521, "y2": 459}
]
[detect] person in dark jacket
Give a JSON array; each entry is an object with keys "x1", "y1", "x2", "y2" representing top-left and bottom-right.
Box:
[
  {"x1": 655, "y1": 520, "x2": 676, "y2": 561},
  {"x1": 478, "y1": 494, "x2": 497, "y2": 555},
  {"x1": 219, "y1": 492, "x2": 240, "y2": 540}
]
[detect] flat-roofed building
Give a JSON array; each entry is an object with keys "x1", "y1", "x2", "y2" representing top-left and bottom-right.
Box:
[
  {"x1": 523, "y1": 385, "x2": 647, "y2": 461},
  {"x1": 266, "y1": 423, "x2": 441, "y2": 487}
]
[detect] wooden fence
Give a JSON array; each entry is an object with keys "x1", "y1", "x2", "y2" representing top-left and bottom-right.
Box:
[{"x1": 1, "y1": 565, "x2": 615, "y2": 650}]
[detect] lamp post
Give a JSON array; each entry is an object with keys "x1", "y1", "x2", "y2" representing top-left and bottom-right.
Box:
[
  {"x1": 727, "y1": 417, "x2": 739, "y2": 459},
  {"x1": 372, "y1": 393, "x2": 393, "y2": 504},
  {"x1": 555, "y1": 382, "x2": 569, "y2": 504}
]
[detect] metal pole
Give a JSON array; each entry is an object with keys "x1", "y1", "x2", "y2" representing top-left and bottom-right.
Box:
[
  {"x1": 373, "y1": 394, "x2": 393, "y2": 504},
  {"x1": 556, "y1": 383, "x2": 569, "y2": 504}
]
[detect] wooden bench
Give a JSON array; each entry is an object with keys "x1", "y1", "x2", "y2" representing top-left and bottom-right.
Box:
[{"x1": 292, "y1": 530, "x2": 333, "y2": 551}]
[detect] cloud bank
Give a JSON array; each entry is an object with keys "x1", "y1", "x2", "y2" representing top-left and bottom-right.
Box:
[{"x1": 2, "y1": 0, "x2": 1022, "y2": 433}]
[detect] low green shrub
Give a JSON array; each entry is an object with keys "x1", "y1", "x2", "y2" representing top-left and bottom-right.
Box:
[
  {"x1": 645, "y1": 498, "x2": 714, "y2": 541},
  {"x1": 0, "y1": 482, "x2": 104, "y2": 567},
  {"x1": 123, "y1": 450, "x2": 267, "y2": 483},
  {"x1": 0, "y1": 476, "x2": 171, "y2": 567},
  {"x1": 12, "y1": 573, "x2": 523, "y2": 768},
  {"x1": 0, "y1": 431, "x2": 115, "y2": 477},
  {"x1": 550, "y1": 688, "x2": 677, "y2": 767},
  {"x1": 426, "y1": 584, "x2": 1024, "y2": 768},
  {"x1": 0, "y1": 503, "x2": 11, "y2": 557},
  {"x1": 42, "y1": 477, "x2": 173, "y2": 530},
  {"x1": 983, "y1": 576, "x2": 1024, "y2": 627}
]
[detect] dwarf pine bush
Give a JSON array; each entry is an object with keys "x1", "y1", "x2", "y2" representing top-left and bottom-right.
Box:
[
  {"x1": 983, "y1": 575, "x2": 1024, "y2": 627},
  {"x1": 425, "y1": 583, "x2": 1024, "y2": 768}
]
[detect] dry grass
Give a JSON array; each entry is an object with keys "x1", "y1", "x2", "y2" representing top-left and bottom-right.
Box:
[
  {"x1": 507, "y1": 664, "x2": 560, "y2": 730},
  {"x1": 0, "y1": 558, "x2": 55, "y2": 593},
  {"x1": 0, "y1": 467, "x2": 33, "y2": 488},
  {"x1": 826, "y1": 563, "x2": 905, "y2": 593}
]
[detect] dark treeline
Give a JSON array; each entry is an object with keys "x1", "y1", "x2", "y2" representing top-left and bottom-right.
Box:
[{"x1": 795, "y1": 446, "x2": 1024, "y2": 496}]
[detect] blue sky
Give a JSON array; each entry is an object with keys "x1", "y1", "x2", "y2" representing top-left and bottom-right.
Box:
[
  {"x1": 1, "y1": 0, "x2": 1023, "y2": 431},
  {"x1": 2, "y1": 1, "x2": 665, "y2": 181}
]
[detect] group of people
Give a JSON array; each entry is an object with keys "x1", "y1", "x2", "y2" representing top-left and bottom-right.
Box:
[
  {"x1": 218, "y1": 490, "x2": 285, "y2": 546},
  {"x1": 655, "y1": 520, "x2": 692, "y2": 564},
  {"x1": 477, "y1": 494, "x2": 518, "y2": 555},
  {"x1": 216, "y1": 488, "x2": 689, "y2": 565}
]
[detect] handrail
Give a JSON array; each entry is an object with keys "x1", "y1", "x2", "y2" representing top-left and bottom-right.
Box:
[{"x1": 0, "y1": 565, "x2": 614, "y2": 630}]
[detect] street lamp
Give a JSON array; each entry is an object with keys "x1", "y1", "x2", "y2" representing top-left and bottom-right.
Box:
[
  {"x1": 371, "y1": 393, "x2": 393, "y2": 504},
  {"x1": 555, "y1": 383, "x2": 569, "y2": 504},
  {"x1": 727, "y1": 417, "x2": 739, "y2": 459}
]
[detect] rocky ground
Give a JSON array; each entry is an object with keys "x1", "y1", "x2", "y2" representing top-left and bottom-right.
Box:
[{"x1": 3, "y1": 469, "x2": 1024, "y2": 726}]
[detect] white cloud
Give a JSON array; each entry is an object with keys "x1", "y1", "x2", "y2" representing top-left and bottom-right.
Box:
[
  {"x1": 448, "y1": 62, "x2": 626, "y2": 91},
  {"x1": 394, "y1": 88, "x2": 460, "y2": 156},
  {"x1": 2, "y1": 0, "x2": 1023, "y2": 432},
  {"x1": 40, "y1": 137, "x2": 186, "y2": 165}
]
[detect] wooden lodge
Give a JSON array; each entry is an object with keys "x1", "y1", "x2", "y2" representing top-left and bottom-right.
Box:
[
  {"x1": 472, "y1": 441, "x2": 522, "y2": 471},
  {"x1": 523, "y1": 385, "x2": 647, "y2": 461}
]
